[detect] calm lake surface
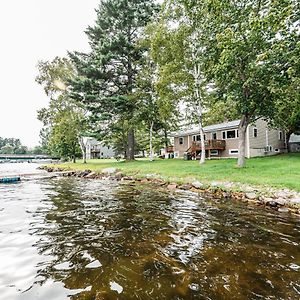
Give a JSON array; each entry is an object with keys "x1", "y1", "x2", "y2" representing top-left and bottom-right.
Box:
[{"x1": 0, "y1": 163, "x2": 300, "y2": 300}]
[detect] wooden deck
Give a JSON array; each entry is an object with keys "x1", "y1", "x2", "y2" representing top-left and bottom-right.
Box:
[
  {"x1": 187, "y1": 140, "x2": 226, "y2": 154},
  {"x1": 165, "y1": 146, "x2": 174, "y2": 153}
]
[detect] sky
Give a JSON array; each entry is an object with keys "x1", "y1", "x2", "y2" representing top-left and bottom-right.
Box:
[{"x1": 0, "y1": 0, "x2": 99, "y2": 147}]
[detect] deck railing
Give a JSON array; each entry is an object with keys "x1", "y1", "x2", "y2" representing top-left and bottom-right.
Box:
[
  {"x1": 165, "y1": 146, "x2": 174, "y2": 153},
  {"x1": 191, "y1": 140, "x2": 226, "y2": 151}
]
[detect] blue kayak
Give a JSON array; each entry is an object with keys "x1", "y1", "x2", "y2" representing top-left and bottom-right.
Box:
[{"x1": 0, "y1": 177, "x2": 21, "y2": 183}]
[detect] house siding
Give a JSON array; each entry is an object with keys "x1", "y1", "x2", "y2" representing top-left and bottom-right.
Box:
[
  {"x1": 174, "y1": 136, "x2": 188, "y2": 158},
  {"x1": 221, "y1": 138, "x2": 239, "y2": 158},
  {"x1": 172, "y1": 118, "x2": 287, "y2": 159},
  {"x1": 248, "y1": 119, "x2": 286, "y2": 157}
]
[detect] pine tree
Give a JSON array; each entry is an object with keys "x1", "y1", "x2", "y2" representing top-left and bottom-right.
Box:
[{"x1": 69, "y1": 0, "x2": 159, "y2": 160}]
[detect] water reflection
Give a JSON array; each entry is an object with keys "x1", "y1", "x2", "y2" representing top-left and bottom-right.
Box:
[{"x1": 1, "y1": 175, "x2": 300, "y2": 299}]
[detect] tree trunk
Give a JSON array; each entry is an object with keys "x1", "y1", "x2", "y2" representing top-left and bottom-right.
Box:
[
  {"x1": 126, "y1": 128, "x2": 135, "y2": 161},
  {"x1": 149, "y1": 121, "x2": 154, "y2": 162},
  {"x1": 164, "y1": 128, "x2": 168, "y2": 149},
  {"x1": 192, "y1": 61, "x2": 205, "y2": 165},
  {"x1": 197, "y1": 100, "x2": 205, "y2": 165},
  {"x1": 78, "y1": 137, "x2": 87, "y2": 164},
  {"x1": 199, "y1": 124, "x2": 205, "y2": 165},
  {"x1": 237, "y1": 115, "x2": 250, "y2": 168},
  {"x1": 286, "y1": 130, "x2": 292, "y2": 153},
  {"x1": 122, "y1": 126, "x2": 127, "y2": 159},
  {"x1": 195, "y1": 83, "x2": 205, "y2": 165}
]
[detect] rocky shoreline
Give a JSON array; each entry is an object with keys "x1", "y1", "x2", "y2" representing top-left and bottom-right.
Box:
[{"x1": 42, "y1": 166, "x2": 300, "y2": 216}]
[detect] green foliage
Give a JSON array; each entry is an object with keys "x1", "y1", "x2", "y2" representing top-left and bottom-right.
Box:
[
  {"x1": 36, "y1": 57, "x2": 76, "y2": 97},
  {"x1": 173, "y1": 0, "x2": 299, "y2": 166},
  {"x1": 48, "y1": 110, "x2": 82, "y2": 159},
  {"x1": 69, "y1": 0, "x2": 159, "y2": 160},
  {"x1": 36, "y1": 57, "x2": 88, "y2": 161},
  {"x1": 267, "y1": 1, "x2": 300, "y2": 136},
  {"x1": 0, "y1": 137, "x2": 27, "y2": 154},
  {"x1": 179, "y1": 0, "x2": 298, "y2": 121},
  {"x1": 203, "y1": 99, "x2": 239, "y2": 126},
  {"x1": 0, "y1": 144, "x2": 14, "y2": 154}
]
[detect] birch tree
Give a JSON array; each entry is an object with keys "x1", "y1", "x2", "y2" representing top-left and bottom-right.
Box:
[
  {"x1": 180, "y1": 0, "x2": 297, "y2": 167},
  {"x1": 150, "y1": 1, "x2": 209, "y2": 164}
]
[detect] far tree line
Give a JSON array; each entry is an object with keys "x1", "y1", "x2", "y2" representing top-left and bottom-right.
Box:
[
  {"x1": 36, "y1": 0, "x2": 300, "y2": 167},
  {"x1": 0, "y1": 137, "x2": 44, "y2": 155}
]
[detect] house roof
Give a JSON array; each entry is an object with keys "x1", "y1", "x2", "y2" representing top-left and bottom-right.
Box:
[
  {"x1": 172, "y1": 119, "x2": 241, "y2": 137},
  {"x1": 289, "y1": 134, "x2": 300, "y2": 143}
]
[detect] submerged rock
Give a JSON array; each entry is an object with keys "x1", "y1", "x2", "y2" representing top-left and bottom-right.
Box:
[
  {"x1": 86, "y1": 260, "x2": 102, "y2": 269},
  {"x1": 278, "y1": 207, "x2": 290, "y2": 213},
  {"x1": 110, "y1": 281, "x2": 123, "y2": 294}
]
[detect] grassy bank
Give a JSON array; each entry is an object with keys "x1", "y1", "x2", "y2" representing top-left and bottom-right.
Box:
[{"x1": 52, "y1": 153, "x2": 300, "y2": 192}]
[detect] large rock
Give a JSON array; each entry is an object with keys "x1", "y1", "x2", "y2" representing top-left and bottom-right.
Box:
[
  {"x1": 102, "y1": 168, "x2": 117, "y2": 175},
  {"x1": 85, "y1": 172, "x2": 97, "y2": 179},
  {"x1": 245, "y1": 192, "x2": 257, "y2": 200},
  {"x1": 115, "y1": 172, "x2": 123, "y2": 180},
  {"x1": 121, "y1": 176, "x2": 134, "y2": 181},
  {"x1": 276, "y1": 191, "x2": 292, "y2": 199},
  {"x1": 290, "y1": 198, "x2": 300, "y2": 205},
  {"x1": 167, "y1": 183, "x2": 177, "y2": 190},
  {"x1": 266, "y1": 200, "x2": 278, "y2": 208},
  {"x1": 192, "y1": 181, "x2": 203, "y2": 189},
  {"x1": 179, "y1": 184, "x2": 192, "y2": 190},
  {"x1": 274, "y1": 198, "x2": 287, "y2": 206},
  {"x1": 278, "y1": 207, "x2": 289, "y2": 213}
]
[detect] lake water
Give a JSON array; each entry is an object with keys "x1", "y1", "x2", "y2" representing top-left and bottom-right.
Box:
[{"x1": 0, "y1": 163, "x2": 300, "y2": 299}]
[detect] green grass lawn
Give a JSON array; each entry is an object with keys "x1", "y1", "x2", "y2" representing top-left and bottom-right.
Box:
[{"x1": 55, "y1": 153, "x2": 300, "y2": 192}]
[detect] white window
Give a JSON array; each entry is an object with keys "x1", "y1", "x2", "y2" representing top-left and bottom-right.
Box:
[
  {"x1": 229, "y1": 149, "x2": 239, "y2": 155},
  {"x1": 222, "y1": 129, "x2": 238, "y2": 139},
  {"x1": 227, "y1": 130, "x2": 237, "y2": 139},
  {"x1": 265, "y1": 145, "x2": 273, "y2": 152},
  {"x1": 212, "y1": 132, "x2": 217, "y2": 140},
  {"x1": 179, "y1": 137, "x2": 184, "y2": 145},
  {"x1": 274, "y1": 148, "x2": 280, "y2": 153},
  {"x1": 192, "y1": 134, "x2": 206, "y2": 142},
  {"x1": 193, "y1": 135, "x2": 201, "y2": 142},
  {"x1": 210, "y1": 150, "x2": 219, "y2": 156},
  {"x1": 278, "y1": 131, "x2": 283, "y2": 140},
  {"x1": 253, "y1": 128, "x2": 258, "y2": 138}
]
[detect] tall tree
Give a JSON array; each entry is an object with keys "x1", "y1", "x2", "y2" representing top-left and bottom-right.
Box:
[
  {"x1": 268, "y1": 0, "x2": 300, "y2": 145},
  {"x1": 150, "y1": 2, "x2": 210, "y2": 164},
  {"x1": 36, "y1": 57, "x2": 88, "y2": 162},
  {"x1": 69, "y1": 0, "x2": 159, "y2": 161},
  {"x1": 179, "y1": 0, "x2": 297, "y2": 167}
]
